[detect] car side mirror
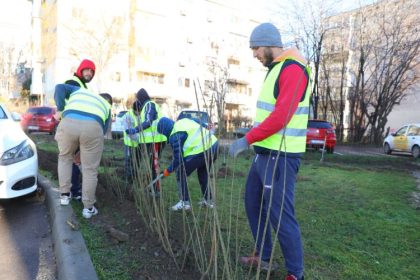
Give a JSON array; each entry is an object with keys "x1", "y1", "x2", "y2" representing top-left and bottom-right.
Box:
[{"x1": 11, "y1": 112, "x2": 21, "y2": 122}]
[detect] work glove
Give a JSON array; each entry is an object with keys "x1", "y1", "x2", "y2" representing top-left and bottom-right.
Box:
[
  {"x1": 229, "y1": 137, "x2": 249, "y2": 158},
  {"x1": 125, "y1": 127, "x2": 139, "y2": 135},
  {"x1": 161, "y1": 169, "x2": 171, "y2": 177}
]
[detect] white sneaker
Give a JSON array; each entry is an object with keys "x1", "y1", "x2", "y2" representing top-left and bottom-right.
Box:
[
  {"x1": 82, "y1": 206, "x2": 98, "y2": 219},
  {"x1": 171, "y1": 200, "x2": 191, "y2": 211},
  {"x1": 198, "y1": 199, "x2": 215, "y2": 209},
  {"x1": 60, "y1": 193, "x2": 71, "y2": 206}
]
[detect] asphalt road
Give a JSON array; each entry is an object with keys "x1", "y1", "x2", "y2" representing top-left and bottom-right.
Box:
[{"x1": 0, "y1": 191, "x2": 56, "y2": 280}]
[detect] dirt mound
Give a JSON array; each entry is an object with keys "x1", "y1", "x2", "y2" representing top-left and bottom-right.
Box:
[{"x1": 38, "y1": 149, "x2": 201, "y2": 279}]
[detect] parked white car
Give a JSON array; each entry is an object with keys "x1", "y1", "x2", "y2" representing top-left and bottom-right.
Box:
[
  {"x1": 0, "y1": 103, "x2": 38, "y2": 198},
  {"x1": 383, "y1": 123, "x2": 420, "y2": 158},
  {"x1": 111, "y1": 110, "x2": 128, "y2": 139}
]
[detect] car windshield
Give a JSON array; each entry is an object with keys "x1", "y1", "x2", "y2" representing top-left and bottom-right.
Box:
[
  {"x1": 178, "y1": 111, "x2": 209, "y2": 123},
  {"x1": 395, "y1": 126, "x2": 407, "y2": 136},
  {"x1": 0, "y1": 106, "x2": 7, "y2": 119},
  {"x1": 28, "y1": 107, "x2": 54, "y2": 115},
  {"x1": 117, "y1": 111, "x2": 127, "y2": 118},
  {"x1": 308, "y1": 121, "x2": 332, "y2": 129}
]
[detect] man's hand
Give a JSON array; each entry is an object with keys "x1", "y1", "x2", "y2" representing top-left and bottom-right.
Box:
[
  {"x1": 229, "y1": 137, "x2": 249, "y2": 158},
  {"x1": 55, "y1": 111, "x2": 62, "y2": 121},
  {"x1": 73, "y1": 151, "x2": 81, "y2": 165}
]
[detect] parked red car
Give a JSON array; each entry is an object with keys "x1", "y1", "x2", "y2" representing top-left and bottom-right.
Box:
[
  {"x1": 306, "y1": 119, "x2": 336, "y2": 153},
  {"x1": 21, "y1": 106, "x2": 59, "y2": 135}
]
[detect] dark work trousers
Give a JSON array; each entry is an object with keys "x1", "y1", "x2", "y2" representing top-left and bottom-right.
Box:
[
  {"x1": 244, "y1": 153, "x2": 303, "y2": 277},
  {"x1": 176, "y1": 142, "x2": 218, "y2": 201},
  {"x1": 124, "y1": 145, "x2": 141, "y2": 182},
  {"x1": 138, "y1": 142, "x2": 165, "y2": 192},
  {"x1": 70, "y1": 163, "x2": 81, "y2": 197}
]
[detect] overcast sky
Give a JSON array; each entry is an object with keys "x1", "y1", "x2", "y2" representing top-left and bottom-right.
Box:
[{"x1": 0, "y1": 0, "x2": 32, "y2": 47}]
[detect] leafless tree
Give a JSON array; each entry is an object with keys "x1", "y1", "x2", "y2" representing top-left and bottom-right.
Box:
[
  {"x1": 348, "y1": 0, "x2": 419, "y2": 144},
  {"x1": 204, "y1": 57, "x2": 229, "y2": 136},
  {"x1": 281, "y1": 0, "x2": 340, "y2": 119},
  {"x1": 319, "y1": 40, "x2": 347, "y2": 141},
  {"x1": 64, "y1": 15, "x2": 125, "y2": 91},
  {"x1": 0, "y1": 45, "x2": 15, "y2": 99},
  {"x1": 347, "y1": 7, "x2": 373, "y2": 142}
]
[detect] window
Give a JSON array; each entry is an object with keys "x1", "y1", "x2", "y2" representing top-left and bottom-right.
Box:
[
  {"x1": 0, "y1": 106, "x2": 6, "y2": 119},
  {"x1": 408, "y1": 125, "x2": 420, "y2": 136},
  {"x1": 228, "y1": 58, "x2": 239, "y2": 65},
  {"x1": 308, "y1": 120, "x2": 333, "y2": 129},
  {"x1": 114, "y1": 72, "x2": 121, "y2": 82},
  {"x1": 136, "y1": 71, "x2": 164, "y2": 84},
  {"x1": 184, "y1": 78, "x2": 190, "y2": 88},
  {"x1": 395, "y1": 126, "x2": 408, "y2": 136}
]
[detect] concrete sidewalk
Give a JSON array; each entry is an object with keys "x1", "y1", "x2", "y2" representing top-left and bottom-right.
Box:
[{"x1": 38, "y1": 175, "x2": 98, "y2": 280}]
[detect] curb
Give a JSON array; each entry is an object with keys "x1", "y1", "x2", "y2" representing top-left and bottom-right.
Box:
[{"x1": 38, "y1": 175, "x2": 98, "y2": 280}]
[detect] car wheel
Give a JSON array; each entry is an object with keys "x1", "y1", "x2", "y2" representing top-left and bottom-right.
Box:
[
  {"x1": 384, "y1": 143, "x2": 392, "y2": 154},
  {"x1": 412, "y1": 145, "x2": 420, "y2": 158}
]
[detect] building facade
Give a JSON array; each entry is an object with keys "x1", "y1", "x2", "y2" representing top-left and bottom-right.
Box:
[
  {"x1": 320, "y1": 0, "x2": 419, "y2": 140},
  {"x1": 36, "y1": 0, "x2": 268, "y2": 131}
]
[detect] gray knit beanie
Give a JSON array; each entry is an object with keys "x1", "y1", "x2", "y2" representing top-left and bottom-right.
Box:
[{"x1": 249, "y1": 22, "x2": 283, "y2": 48}]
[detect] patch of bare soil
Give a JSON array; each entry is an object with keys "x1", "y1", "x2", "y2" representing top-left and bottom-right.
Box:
[{"x1": 38, "y1": 148, "x2": 201, "y2": 279}]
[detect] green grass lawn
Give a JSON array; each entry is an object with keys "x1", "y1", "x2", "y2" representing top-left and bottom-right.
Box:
[{"x1": 33, "y1": 134, "x2": 420, "y2": 279}]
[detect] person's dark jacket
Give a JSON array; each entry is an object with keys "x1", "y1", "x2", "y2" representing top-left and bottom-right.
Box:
[{"x1": 135, "y1": 88, "x2": 158, "y2": 131}]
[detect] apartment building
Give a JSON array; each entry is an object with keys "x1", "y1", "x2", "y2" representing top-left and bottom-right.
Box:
[
  {"x1": 36, "y1": 0, "x2": 267, "y2": 130},
  {"x1": 321, "y1": 0, "x2": 419, "y2": 138}
]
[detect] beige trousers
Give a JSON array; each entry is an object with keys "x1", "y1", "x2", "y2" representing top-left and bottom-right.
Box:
[{"x1": 55, "y1": 118, "x2": 104, "y2": 209}]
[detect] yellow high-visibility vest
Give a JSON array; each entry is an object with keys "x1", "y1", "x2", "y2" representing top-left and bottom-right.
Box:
[
  {"x1": 171, "y1": 118, "x2": 217, "y2": 157},
  {"x1": 253, "y1": 57, "x2": 311, "y2": 153},
  {"x1": 123, "y1": 110, "x2": 139, "y2": 147},
  {"x1": 63, "y1": 88, "x2": 111, "y2": 124}
]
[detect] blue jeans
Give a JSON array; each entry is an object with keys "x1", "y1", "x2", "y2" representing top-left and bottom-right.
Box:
[
  {"x1": 244, "y1": 153, "x2": 303, "y2": 277},
  {"x1": 176, "y1": 143, "x2": 218, "y2": 201}
]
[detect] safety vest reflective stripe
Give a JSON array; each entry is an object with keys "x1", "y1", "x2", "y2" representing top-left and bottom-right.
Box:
[
  {"x1": 171, "y1": 118, "x2": 217, "y2": 157},
  {"x1": 66, "y1": 92, "x2": 109, "y2": 117},
  {"x1": 183, "y1": 126, "x2": 207, "y2": 154},
  {"x1": 252, "y1": 57, "x2": 311, "y2": 153},
  {"x1": 63, "y1": 89, "x2": 110, "y2": 124},
  {"x1": 123, "y1": 110, "x2": 139, "y2": 147},
  {"x1": 253, "y1": 122, "x2": 307, "y2": 137},
  {"x1": 256, "y1": 100, "x2": 310, "y2": 115}
]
